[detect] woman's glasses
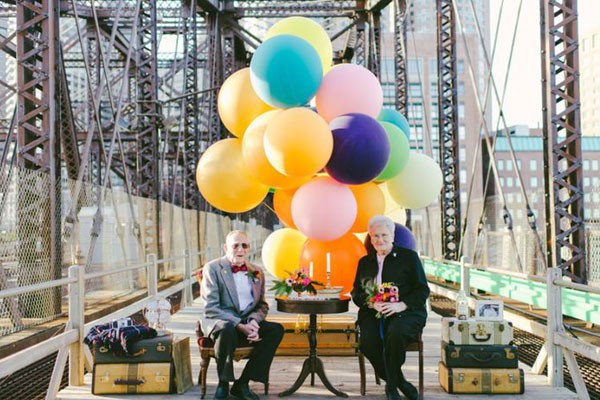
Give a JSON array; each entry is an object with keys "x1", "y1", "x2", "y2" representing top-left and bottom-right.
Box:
[{"x1": 231, "y1": 243, "x2": 250, "y2": 249}]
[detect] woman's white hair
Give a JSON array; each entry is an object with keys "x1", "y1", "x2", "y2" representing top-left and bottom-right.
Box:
[{"x1": 367, "y1": 215, "x2": 395, "y2": 233}]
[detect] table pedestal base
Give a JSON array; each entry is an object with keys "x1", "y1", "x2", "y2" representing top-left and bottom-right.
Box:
[{"x1": 278, "y1": 356, "x2": 348, "y2": 397}]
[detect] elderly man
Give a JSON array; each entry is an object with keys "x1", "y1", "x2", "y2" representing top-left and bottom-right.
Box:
[
  {"x1": 199, "y1": 230, "x2": 284, "y2": 400},
  {"x1": 351, "y1": 215, "x2": 430, "y2": 400}
]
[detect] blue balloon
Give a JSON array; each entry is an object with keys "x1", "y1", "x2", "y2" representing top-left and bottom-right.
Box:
[
  {"x1": 378, "y1": 108, "x2": 410, "y2": 140},
  {"x1": 325, "y1": 113, "x2": 390, "y2": 185},
  {"x1": 394, "y1": 223, "x2": 416, "y2": 251},
  {"x1": 250, "y1": 35, "x2": 323, "y2": 108}
]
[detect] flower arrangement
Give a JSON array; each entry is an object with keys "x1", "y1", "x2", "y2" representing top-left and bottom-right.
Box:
[
  {"x1": 270, "y1": 269, "x2": 324, "y2": 297},
  {"x1": 363, "y1": 280, "x2": 400, "y2": 318}
]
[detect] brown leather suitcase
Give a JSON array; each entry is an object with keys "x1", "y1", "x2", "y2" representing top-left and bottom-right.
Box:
[
  {"x1": 92, "y1": 362, "x2": 173, "y2": 394},
  {"x1": 441, "y1": 341, "x2": 519, "y2": 368},
  {"x1": 438, "y1": 361, "x2": 524, "y2": 394}
]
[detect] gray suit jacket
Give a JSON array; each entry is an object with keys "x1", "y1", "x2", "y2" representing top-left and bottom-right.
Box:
[{"x1": 199, "y1": 256, "x2": 269, "y2": 337}]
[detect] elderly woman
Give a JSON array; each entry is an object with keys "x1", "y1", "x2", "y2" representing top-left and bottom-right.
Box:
[{"x1": 351, "y1": 215, "x2": 430, "y2": 400}]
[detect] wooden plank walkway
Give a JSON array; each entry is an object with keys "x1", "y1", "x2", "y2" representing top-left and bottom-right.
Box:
[{"x1": 58, "y1": 297, "x2": 579, "y2": 400}]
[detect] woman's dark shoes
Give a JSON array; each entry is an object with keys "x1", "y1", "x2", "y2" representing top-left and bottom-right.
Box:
[
  {"x1": 231, "y1": 380, "x2": 260, "y2": 400},
  {"x1": 385, "y1": 384, "x2": 402, "y2": 400},
  {"x1": 214, "y1": 381, "x2": 229, "y2": 400},
  {"x1": 398, "y1": 380, "x2": 419, "y2": 400}
]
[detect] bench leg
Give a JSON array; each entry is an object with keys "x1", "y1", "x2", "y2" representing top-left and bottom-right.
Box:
[
  {"x1": 264, "y1": 380, "x2": 269, "y2": 395},
  {"x1": 199, "y1": 356, "x2": 210, "y2": 399}
]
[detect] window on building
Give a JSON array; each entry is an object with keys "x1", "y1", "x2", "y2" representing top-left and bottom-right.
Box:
[
  {"x1": 461, "y1": 192, "x2": 467, "y2": 203},
  {"x1": 531, "y1": 177, "x2": 538, "y2": 187},
  {"x1": 584, "y1": 160, "x2": 590, "y2": 170},
  {"x1": 458, "y1": 82, "x2": 465, "y2": 96},
  {"x1": 407, "y1": 59, "x2": 423, "y2": 79},
  {"x1": 517, "y1": 160, "x2": 522, "y2": 169},
  {"x1": 594, "y1": 193, "x2": 600, "y2": 202},
  {"x1": 429, "y1": 58, "x2": 437, "y2": 77},
  {"x1": 506, "y1": 161, "x2": 513, "y2": 171},
  {"x1": 459, "y1": 147, "x2": 466, "y2": 162},
  {"x1": 584, "y1": 177, "x2": 590, "y2": 186},
  {"x1": 585, "y1": 193, "x2": 591, "y2": 203},
  {"x1": 457, "y1": 59, "x2": 464, "y2": 74},
  {"x1": 460, "y1": 169, "x2": 467, "y2": 184},
  {"x1": 498, "y1": 160, "x2": 504, "y2": 170},
  {"x1": 409, "y1": 83, "x2": 422, "y2": 98},
  {"x1": 592, "y1": 160, "x2": 599, "y2": 170},
  {"x1": 507, "y1": 177, "x2": 513, "y2": 187},
  {"x1": 499, "y1": 177, "x2": 505, "y2": 186},
  {"x1": 507, "y1": 193, "x2": 514, "y2": 203},
  {"x1": 458, "y1": 103, "x2": 465, "y2": 119},
  {"x1": 459, "y1": 126, "x2": 466, "y2": 140},
  {"x1": 530, "y1": 159, "x2": 537, "y2": 171}
]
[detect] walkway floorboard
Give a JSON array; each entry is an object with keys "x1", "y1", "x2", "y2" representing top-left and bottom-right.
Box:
[{"x1": 58, "y1": 297, "x2": 579, "y2": 400}]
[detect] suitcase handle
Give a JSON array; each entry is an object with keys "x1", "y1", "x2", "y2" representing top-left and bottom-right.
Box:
[
  {"x1": 114, "y1": 378, "x2": 146, "y2": 386},
  {"x1": 470, "y1": 333, "x2": 492, "y2": 342},
  {"x1": 465, "y1": 352, "x2": 501, "y2": 363}
]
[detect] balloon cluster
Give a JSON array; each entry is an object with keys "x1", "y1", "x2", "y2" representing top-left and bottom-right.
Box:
[{"x1": 196, "y1": 17, "x2": 443, "y2": 293}]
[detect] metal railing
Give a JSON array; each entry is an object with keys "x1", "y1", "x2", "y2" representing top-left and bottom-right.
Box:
[
  {"x1": 0, "y1": 242, "x2": 262, "y2": 400},
  {"x1": 424, "y1": 255, "x2": 599, "y2": 400}
]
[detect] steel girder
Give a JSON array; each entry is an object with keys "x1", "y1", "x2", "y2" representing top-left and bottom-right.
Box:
[
  {"x1": 393, "y1": 0, "x2": 407, "y2": 115},
  {"x1": 16, "y1": 0, "x2": 62, "y2": 314},
  {"x1": 136, "y1": 0, "x2": 161, "y2": 254},
  {"x1": 540, "y1": 0, "x2": 586, "y2": 282},
  {"x1": 436, "y1": 0, "x2": 461, "y2": 260}
]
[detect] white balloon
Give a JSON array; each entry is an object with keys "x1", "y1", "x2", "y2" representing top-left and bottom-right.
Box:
[{"x1": 385, "y1": 152, "x2": 443, "y2": 209}]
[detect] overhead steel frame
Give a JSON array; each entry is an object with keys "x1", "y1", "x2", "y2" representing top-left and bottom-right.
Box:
[
  {"x1": 539, "y1": 0, "x2": 586, "y2": 282},
  {"x1": 16, "y1": 0, "x2": 62, "y2": 314},
  {"x1": 136, "y1": 0, "x2": 161, "y2": 254},
  {"x1": 436, "y1": 0, "x2": 461, "y2": 261},
  {"x1": 393, "y1": 0, "x2": 407, "y2": 116}
]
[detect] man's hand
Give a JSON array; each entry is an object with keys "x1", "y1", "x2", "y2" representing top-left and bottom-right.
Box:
[
  {"x1": 373, "y1": 301, "x2": 407, "y2": 317},
  {"x1": 237, "y1": 320, "x2": 261, "y2": 342}
]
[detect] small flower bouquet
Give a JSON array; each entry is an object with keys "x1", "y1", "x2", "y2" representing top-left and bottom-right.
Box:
[
  {"x1": 270, "y1": 269, "x2": 324, "y2": 297},
  {"x1": 363, "y1": 280, "x2": 400, "y2": 318},
  {"x1": 246, "y1": 268, "x2": 261, "y2": 283}
]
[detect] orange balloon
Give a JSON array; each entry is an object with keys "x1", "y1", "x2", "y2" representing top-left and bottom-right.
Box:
[
  {"x1": 218, "y1": 68, "x2": 274, "y2": 138},
  {"x1": 242, "y1": 110, "x2": 311, "y2": 189},
  {"x1": 299, "y1": 233, "x2": 367, "y2": 295},
  {"x1": 349, "y1": 182, "x2": 385, "y2": 233},
  {"x1": 273, "y1": 188, "x2": 297, "y2": 229},
  {"x1": 264, "y1": 107, "x2": 333, "y2": 177},
  {"x1": 196, "y1": 138, "x2": 269, "y2": 212}
]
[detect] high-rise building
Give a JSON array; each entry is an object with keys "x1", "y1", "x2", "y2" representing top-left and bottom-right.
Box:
[{"x1": 581, "y1": 28, "x2": 600, "y2": 135}]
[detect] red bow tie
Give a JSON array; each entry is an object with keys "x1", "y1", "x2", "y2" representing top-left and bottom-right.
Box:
[{"x1": 231, "y1": 264, "x2": 248, "y2": 273}]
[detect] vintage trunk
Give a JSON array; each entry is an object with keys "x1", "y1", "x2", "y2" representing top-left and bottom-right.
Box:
[
  {"x1": 438, "y1": 362, "x2": 524, "y2": 394},
  {"x1": 93, "y1": 333, "x2": 173, "y2": 364},
  {"x1": 441, "y1": 318, "x2": 513, "y2": 345},
  {"x1": 441, "y1": 341, "x2": 519, "y2": 368},
  {"x1": 270, "y1": 315, "x2": 357, "y2": 356},
  {"x1": 92, "y1": 362, "x2": 173, "y2": 394}
]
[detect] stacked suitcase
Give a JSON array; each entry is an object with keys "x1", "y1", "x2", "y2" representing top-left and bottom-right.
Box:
[
  {"x1": 438, "y1": 317, "x2": 525, "y2": 394},
  {"x1": 91, "y1": 331, "x2": 176, "y2": 394}
]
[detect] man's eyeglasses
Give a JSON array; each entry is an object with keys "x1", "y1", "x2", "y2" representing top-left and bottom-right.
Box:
[{"x1": 231, "y1": 243, "x2": 250, "y2": 249}]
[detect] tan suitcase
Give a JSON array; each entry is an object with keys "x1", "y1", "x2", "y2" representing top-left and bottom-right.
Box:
[
  {"x1": 441, "y1": 317, "x2": 513, "y2": 345},
  {"x1": 438, "y1": 361, "x2": 524, "y2": 394},
  {"x1": 92, "y1": 362, "x2": 173, "y2": 394}
]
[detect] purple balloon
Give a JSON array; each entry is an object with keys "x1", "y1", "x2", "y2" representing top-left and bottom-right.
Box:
[
  {"x1": 394, "y1": 223, "x2": 416, "y2": 251},
  {"x1": 363, "y1": 223, "x2": 417, "y2": 254},
  {"x1": 325, "y1": 113, "x2": 390, "y2": 184}
]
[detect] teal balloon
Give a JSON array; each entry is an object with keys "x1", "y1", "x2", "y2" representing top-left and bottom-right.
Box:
[
  {"x1": 250, "y1": 35, "x2": 323, "y2": 108},
  {"x1": 376, "y1": 121, "x2": 410, "y2": 181},
  {"x1": 378, "y1": 108, "x2": 410, "y2": 140}
]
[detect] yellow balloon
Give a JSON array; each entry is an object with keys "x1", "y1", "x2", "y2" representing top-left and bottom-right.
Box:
[
  {"x1": 264, "y1": 107, "x2": 333, "y2": 177},
  {"x1": 242, "y1": 110, "x2": 311, "y2": 189},
  {"x1": 378, "y1": 182, "x2": 407, "y2": 223},
  {"x1": 261, "y1": 228, "x2": 307, "y2": 279},
  {"x1": 349, "y1": 182, "x2": 386, "y2": 233},
  {"x1": 265, "y1": 17, "x2": 333, "y2": 74},
  {"x1": 217, "y1": 68, "x2": 274, "y2": 138},
  {"x1": 196, "y1": 138, "x2": 269, "y2": 213}
]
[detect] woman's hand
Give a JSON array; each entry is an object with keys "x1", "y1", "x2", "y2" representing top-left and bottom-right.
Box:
[{"x1": 373, "y1": 301, "x2": 407, "y2": 316}]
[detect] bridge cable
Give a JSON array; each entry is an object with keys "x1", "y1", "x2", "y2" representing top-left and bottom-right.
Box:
[
  {"x1": 451, "y1": 0, "x2": 524, "y2": 272},
  {"x1": 465, "y1": 0, "x2": 547, "y2": 271}
]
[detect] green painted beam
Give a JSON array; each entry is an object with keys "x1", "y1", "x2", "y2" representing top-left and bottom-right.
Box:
[{"x1": 423, "y1": 259, "x2": 600, "y2": 324}]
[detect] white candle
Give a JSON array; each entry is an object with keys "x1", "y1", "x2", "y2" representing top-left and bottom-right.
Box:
[
  {"x1": 326, "y1": 252, "x2": 331, "y2": 274},
  {"x1": 309, "y1": 262, "x2": 314, "y2": 278}
]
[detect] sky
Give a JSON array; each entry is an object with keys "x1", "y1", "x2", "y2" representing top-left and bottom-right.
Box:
[{"x1": 489, "y1": 0, "x2": 600, "y2": 129}]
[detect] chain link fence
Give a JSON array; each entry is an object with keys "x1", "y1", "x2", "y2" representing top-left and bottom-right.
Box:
[{"x1": 0, "y1": 166, "x2": 271, "y2": 338}]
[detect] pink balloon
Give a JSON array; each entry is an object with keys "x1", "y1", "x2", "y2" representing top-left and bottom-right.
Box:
[
  {"x1": 291, "y1": 176, "x2": 357, "y2": 241},
  {"x1": 315, "y1": 64, "x2": 383, "y2": 122}
]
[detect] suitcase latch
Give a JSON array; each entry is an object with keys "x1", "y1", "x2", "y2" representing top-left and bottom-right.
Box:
[
  {"x1": 471, "y1": 377, "x2": 479, "y2": 386},
  {"x1": 508, "y1": 373, "x2": 518, "y2": 383},
  {"x1": 456, "y1": 373, "x2": 465, "y2": 383},
  {"x1": 98, "y1": 346, "x2": 109, "y2": 353},
  {"x1": 457, "y1": 324, "x2": 464, "y2": 332},
  {"x1": 154, "y1": 373, "x2": 167, "y2": 383},
  {"x1": 504, "y1": 348, "x2": 515, "y2": 359},
  {"x1": 499, "y1": 324, "x2": 505, "y2": 332},
  {"x1": 157, "y1": 343, "x2": 167, "y2": 352},
  {"x1": 450, "y1": 348, "x2": 460, "y2": 359},
  {"x1": 99, "y1": 372, "x2": 110, "y2": 383}
]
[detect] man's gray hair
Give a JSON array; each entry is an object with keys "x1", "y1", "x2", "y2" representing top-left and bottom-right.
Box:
[
  {"x1": 225, "y1": 230, "x2": 248, "y2": 241},
  {"x1": 367, "y1": 215, "x2": 395, "y2": 233}
]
